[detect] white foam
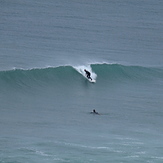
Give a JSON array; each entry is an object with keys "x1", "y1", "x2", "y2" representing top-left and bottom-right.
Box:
[{"x1": 74, "y1": 65, "x2": 97, "y2": 80}]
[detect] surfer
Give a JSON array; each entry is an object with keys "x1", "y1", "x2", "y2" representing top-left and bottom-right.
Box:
[
  {"x1": 84, "y1": 69, "x2": 92, "y2": 80},
  {"x1": 91, "y1": 109, "x2": 100, "y2": 115}
]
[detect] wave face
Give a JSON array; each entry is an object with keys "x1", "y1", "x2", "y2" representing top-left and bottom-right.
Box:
[
  {"x1": 92, "y1": 63, "x2": 163, "y2": 81},
  {"x1": 0, "y1": 64, "x2": 163, "y2": 90}
]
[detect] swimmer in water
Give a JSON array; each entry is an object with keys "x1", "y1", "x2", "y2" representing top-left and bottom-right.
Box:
[{"x1": 91, "y1": 109, "x2": 100, "y2": 115}]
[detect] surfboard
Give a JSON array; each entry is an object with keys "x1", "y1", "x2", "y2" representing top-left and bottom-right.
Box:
[{"x1": 87, "y1": 77, "x2": 96, "y2": 83}]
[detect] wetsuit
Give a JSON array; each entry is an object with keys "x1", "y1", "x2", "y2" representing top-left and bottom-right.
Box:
[{"x1": 85, "y1": 70, "x2": 92, "y2": 80}]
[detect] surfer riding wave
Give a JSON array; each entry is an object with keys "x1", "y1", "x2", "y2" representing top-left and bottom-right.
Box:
[{"x1": 84, "y1": 69, "x2": 92, "y2": 80}]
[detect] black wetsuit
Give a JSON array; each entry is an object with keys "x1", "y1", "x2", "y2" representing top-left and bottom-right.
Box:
[
  {"x1": 85, "y1": 70, "x2": 92, "y2": 80},
  {"x1": 91, "y1": 110, "x2": 99, "y2": 115}
]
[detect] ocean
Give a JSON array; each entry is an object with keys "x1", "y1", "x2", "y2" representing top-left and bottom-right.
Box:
[{"x1": 0, "y1": 0, "x2": 163, "y2": 162}]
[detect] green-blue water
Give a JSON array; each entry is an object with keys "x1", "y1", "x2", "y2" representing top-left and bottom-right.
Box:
[{"x1": 0, "y1": 0, "x2": 163, "y2": 162}]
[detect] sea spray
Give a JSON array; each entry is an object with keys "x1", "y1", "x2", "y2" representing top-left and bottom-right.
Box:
[{"x1": 74, "y1": 65, "x2": 97, "y2": 81}]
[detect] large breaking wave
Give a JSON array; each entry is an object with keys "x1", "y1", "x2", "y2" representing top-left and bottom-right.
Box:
[{"x1": 0, "y1": 63, "x2": 162, "y2": 89}]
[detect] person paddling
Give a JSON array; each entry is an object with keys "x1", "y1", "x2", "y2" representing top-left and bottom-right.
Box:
[{"x1": 91, "y1": 109, "x2": 100, "y2": 115}]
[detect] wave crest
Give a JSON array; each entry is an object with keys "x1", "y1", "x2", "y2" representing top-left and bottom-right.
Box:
[{"x1": 0, "y1": 63, "x2": 162, "y2": 88}]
